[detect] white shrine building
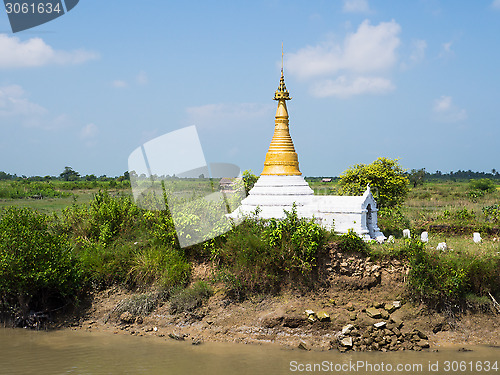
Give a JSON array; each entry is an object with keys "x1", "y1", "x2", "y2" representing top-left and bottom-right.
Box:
[{"x1": 228, "y1": 68, "x2": 386, "y2": 242}]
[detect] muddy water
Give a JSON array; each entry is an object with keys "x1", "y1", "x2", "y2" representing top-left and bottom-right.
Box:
[{"x1": 0, "y1": 329, "x2": 498, "y2": 375}]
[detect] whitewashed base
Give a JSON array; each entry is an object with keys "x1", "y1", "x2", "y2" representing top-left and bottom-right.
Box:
[{"x1": 228, "y1": 175, "x2": 386, "y2": 241}]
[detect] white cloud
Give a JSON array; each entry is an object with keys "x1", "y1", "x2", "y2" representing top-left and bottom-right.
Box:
[
  {"x1": 343, "y1": 0, "x2": 370, "y2": 13},
  {"x1": 492, "y1": 0, "x2": 500, "y2": 10},
  {"x1": 0, "y1": 34, "x2": 98, "y2": 68},
  {"x1": 286, "y1": 19, "x2": 400, "y2": 98},
  {"x1": 288, "y1": 20, "x2": 400, "y2": 79},
  {"x1": 0, "y1": 84, "x2": 71, "y2": 129},
  {"x1": 433, "y1": 95, "x2": 467, "y2": 122},
  {"x1": 0, "y1": 84, "x2": 47, "y2": 118},
  {"x1": 313, "y1": 76, "x2": 394, "y2": 98},
  {"x1": 186, "y1": 103, "x2": 273, "y2": 129},
  {"x1": 112, "y1": 80, "x2": 128, "y2": 88},
  {"x1": 80, "y1": 123, "x2": 99, "y2": 139},
  {"x1": 439, "y1": 41, "x2": 454, "y2": 59}
]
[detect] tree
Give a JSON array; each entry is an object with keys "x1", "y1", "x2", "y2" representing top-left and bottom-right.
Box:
[
  {"x1": 409, "y1": 168, "x2": 426, "y2": 188},
  {"x1": 339, "y1": 157, "x2": 410, "y2": 209},
  {"x1": 59, "y1": 166, "x2": 80, "y2": 181},
  {"x1": 242, "y1": 170, "x2": 258, "y2": 194}
]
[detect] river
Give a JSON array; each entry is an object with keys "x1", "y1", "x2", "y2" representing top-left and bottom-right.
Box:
[{"x1": 0, "y1": 328, "x2": 498, "y2": 375}]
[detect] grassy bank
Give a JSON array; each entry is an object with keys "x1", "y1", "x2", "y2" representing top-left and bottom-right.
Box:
[{"x1": 0, "y1": 180, "x2": 499, "y2": 327}]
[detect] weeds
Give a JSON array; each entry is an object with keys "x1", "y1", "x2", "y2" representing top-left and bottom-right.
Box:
[{"x1": 169, "y1": 281, "x2": 212, "y2": 313}]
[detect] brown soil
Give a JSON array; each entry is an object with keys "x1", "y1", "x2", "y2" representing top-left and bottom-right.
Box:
[{"x1": 55, "y1": 248, "x2": 500, "y2": 352}]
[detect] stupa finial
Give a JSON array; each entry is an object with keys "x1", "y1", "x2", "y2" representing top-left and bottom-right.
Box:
[{"x1": 261, "y1": 48, "x2": 301, "y2": 176}]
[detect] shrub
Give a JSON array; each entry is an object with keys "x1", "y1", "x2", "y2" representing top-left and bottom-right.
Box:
[
  {"x1": 129, "y1": 246, "x2": 190, "y2": 290},
  {"x1": 337, "y1": 229, "x2": 369, "y2": 255},
  {"x1": 114, "y1": 291, "x2": 165, "y2": 318},
  {"x1": 0, "y1": 207, "x2": 79, "y2": 313},
  {"x1": 482, "y1": 204, "x2": 500, "y2": 223},
  {"x1": 242, "y1": 170, "x2": 258, "y2": 194},
  {"x1": 62, "y1": 191, "x2": 140, "y2": 246},
  {"x1": 339, "y1": 157, "x2": 410, "y2": 209},
  {"x1": 377, "y1": 206, "x2": 410, "y2": 236},
  {"x1": 468, "y1": 178, "x2": 496, "y2": 193},
  {"x1": 406, "y1": 238, "x2": 500, "y2": 308},
  {"x1": 169, "y1": 281, "x2": 212, "y2": 313},
  {"x1": 213, "y1": 207, "x2": 328, "y2": 295}
]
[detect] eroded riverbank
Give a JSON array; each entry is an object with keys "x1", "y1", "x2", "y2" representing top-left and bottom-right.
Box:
[{"x1": 53, "y1": 256, "x2": 500, "y2": 353}]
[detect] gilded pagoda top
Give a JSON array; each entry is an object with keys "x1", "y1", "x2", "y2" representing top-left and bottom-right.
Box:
[{"x1": 273, "y1": 69, "x2": 291, "y2": 101}]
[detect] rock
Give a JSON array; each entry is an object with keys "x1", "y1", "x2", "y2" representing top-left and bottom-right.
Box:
[
  {"x1": 384, "y1": 303, "x2": 396, "y2": 314},
  {"x1": 392, "y1": 300, "x2": 402, "y2": 309},
  {"x1": 119, "y1": 311, "x2": 135, "y2": 324},
  {"x1": 345, "y1": 302, "x2": 355, "y2": 311},
  {"x1": 387, "y1": 235, "x2": 395, "y2": 243},
  {"x1": 317, "y1": 311, "x2": 330, "y2": 322},
  {"x1": 298, "y1": 341, "x2": 309, "y2": 350},
  {"x1": 305, "y1": 309, "x2": 315, "y2": 316},
  {"x1": 374, "y1": 321, "x2": 387, "y2": 329},
  {"x1": 366, "y1": 307, "x2": 382, "y2": 319},
  {"x1": 416, "y1": 340, "x2": 430, "y2": 349},
  {"x1": 415, "y1": 329, "x2": 428, "y2": 340},
  {"x1": 191, "y1": 339, "x2": 202, "y2": 345},
  {"x1": 349, "y1": 312, "x2": 357, "y2": 321},
  {"x1": 168, "y1": 333, "x2": 185, "y2": 341},
  {"x1": 340, "y1": 337, "x2": 353, "y2": 347},
  {"x1": 341, "y1": 324, "x2": 354, "y2": 335},
  {"x1": 380, "y1": 310, "x2": 390, "y2": 320},
  {"x1": 135, "y1": 316, "x2": 143, "y2": 325},
  {"x1": 437, "y1": 242, "x2": 448, "y2": 251},
  {"x1": 403, "y1": 229, "x2": 411, "y2": 238}
]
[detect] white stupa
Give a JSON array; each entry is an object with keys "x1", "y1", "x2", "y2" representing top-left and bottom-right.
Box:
[{"x1": 228, "y1": 67, "x2": 385, "y2": 241}]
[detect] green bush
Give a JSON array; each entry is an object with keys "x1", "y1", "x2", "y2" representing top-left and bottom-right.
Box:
[
  {"x1": 213, "y1": 207, "x2": 328, "y2": 295},
  {"x1": 468, "y1": 179, "x2": 496, "y2": 193},
  {"x1": 62, "y1": 191, "x2": 140, "y2": 246},
  {"x1": 0, "y1": 207, "x2": 79, "y2": 312},
  {"x1": 405, "y1": 238, "x2": 500, "y2": 308},
  {"x1": 339, "y1": 157, "x2": 410, "y2": 209},
  {"x1": 482, "y1": 204, "x2": 500, "y2": 223},
  {"x1": 169, "y1": 281, "x2": 212, "y2": 313},
  {"x1": 75, "y1": 240, "x2": 137, "y2": 287},
  {"x1": 337, "y1": 229, "x2": 369, "y2": 255},
  {"x1": 129, "y1": 246, "x2": 190, "y2": 290},
  {"x1": 377, "y1": 206, "x2": 410, "y2": 236}
]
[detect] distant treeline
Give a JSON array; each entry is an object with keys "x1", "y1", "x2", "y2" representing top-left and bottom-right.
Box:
[
  {"x1": 2, "y1": 167, "x2": 499, "y2": 183},
  {"x1": 0, "y1": 167, "x2": 129, "y2": 182},
  {"x1": 307, "y1": 169, "x2": 500, "y2": 182},
  {"x1": 424, "y1": 169, "x2": 500, "y2": 181}
]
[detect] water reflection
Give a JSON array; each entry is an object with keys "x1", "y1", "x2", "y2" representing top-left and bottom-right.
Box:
[{"x1": 0, "y1": 329, "x2": 498, "y2": 375}]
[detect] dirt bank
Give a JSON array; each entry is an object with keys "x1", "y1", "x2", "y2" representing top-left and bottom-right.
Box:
[{"x1": 55, "y1": 248, "x2": 500, "y2": 352}]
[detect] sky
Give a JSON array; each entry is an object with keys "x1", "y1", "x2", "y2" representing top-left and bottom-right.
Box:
[{"x1": 0, "y1": 0, "x2": 499, "y2": 178}]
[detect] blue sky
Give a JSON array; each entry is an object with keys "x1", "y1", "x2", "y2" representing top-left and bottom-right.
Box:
[{"x1": 1, "y1": 0, "x2": 499, "y2": 177}]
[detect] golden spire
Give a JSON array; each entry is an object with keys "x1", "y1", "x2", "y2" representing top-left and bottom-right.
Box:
[{"x1": 261, "y1": 52, "x2": 301, "y2": 176}]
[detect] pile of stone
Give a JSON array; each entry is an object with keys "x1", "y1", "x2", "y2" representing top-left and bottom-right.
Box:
[
  {"x1": 336, "y1": 301, "x2": 430, "y2": 352},
  {"x1": 328, "y1": 252, "x2": 381, "y2": 279}
]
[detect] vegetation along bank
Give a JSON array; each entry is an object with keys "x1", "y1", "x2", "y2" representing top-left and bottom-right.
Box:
[{"x1": 0, "y1": 161, "x2": 499, "y2": 351}]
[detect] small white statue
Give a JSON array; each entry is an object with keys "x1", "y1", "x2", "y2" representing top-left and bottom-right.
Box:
[
  {"x1": 420, "y1": 231, "x2": 429, "y2": 243},
  {"x1": 473, "y1": 232, "x2": 482, "y2": 243}
]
